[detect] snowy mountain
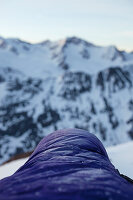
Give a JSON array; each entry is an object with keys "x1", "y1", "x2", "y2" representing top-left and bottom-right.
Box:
[{"x1": 0, "y1": 36, "x2": 133, "y2": 164}]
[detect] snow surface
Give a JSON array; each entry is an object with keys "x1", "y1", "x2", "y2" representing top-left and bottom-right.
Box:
[
  {"x1": 0, "y1": 141, "x2": 133, "y2": 180},
  {"x1": 106, "y1": 141, "x2": 133, "y2": 179}
]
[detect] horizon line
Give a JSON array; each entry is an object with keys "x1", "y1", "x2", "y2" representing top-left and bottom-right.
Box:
[{"x1": 0, "y1": 34, "x2": 132, "y2": 53}]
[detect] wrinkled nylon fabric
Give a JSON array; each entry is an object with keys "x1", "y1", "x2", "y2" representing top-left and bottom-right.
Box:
[{"x1": 0, "y1": 128, "x2": 133, "y2": 200}]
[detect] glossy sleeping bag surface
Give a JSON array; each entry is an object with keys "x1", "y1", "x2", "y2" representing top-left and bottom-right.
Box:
[{"x1": 0, "y1": 128, "x2": 133, "y2": 200}]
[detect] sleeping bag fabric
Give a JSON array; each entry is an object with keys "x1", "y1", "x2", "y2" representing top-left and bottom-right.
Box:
[{"x1": 0, "y1": 128, "x2": 133, "y2": 200}]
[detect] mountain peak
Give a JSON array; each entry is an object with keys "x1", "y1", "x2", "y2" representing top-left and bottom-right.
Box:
[
  {"x1": 103, "y1": 45, "x2": 126, "y2": 61},
  {"x1": 61, "y1": 36, "x2": 94, "y2": 47}
]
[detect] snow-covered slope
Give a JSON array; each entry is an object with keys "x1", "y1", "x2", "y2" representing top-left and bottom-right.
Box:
[
  {"x1": 0, "y1": 141, "x2": 133, "y2": 180},
  {"x1": 0, "y1": 36, "x2": 133, "y2": 77},
  {"x1": 107, "y1": 141, "x2": 133, "y2": 179},
  {"x1": 0, "y1": 36, "x2": 133, "y2": 164}
]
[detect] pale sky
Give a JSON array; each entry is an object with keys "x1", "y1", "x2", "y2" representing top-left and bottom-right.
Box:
[{"x1": 0, "y1": 0, "x2": 133, "y2": 51}]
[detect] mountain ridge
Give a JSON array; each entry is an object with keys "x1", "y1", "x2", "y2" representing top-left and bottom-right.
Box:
[{"x1": 0, "y1": 35, "x2": 133, "y2": 164}]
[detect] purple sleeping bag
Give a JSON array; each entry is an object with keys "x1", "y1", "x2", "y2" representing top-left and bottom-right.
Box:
[{"x1": 0, "y1": 128, "x2": 133, "y2": 200}]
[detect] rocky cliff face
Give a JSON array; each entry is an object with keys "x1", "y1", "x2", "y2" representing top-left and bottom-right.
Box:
[{"x1": 0, "y1": 36, "x2": 133, "y2": 164}]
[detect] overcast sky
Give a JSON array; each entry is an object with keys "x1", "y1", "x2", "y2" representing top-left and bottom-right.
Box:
[{"x1": 0, "y1": 0, "x2": 133, "y2": 51}]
